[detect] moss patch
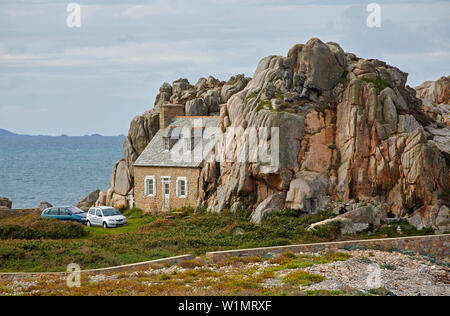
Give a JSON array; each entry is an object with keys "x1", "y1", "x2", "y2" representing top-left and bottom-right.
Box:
[{"x1": 282, "y1": 271, "x2": 324, "y2": 286}]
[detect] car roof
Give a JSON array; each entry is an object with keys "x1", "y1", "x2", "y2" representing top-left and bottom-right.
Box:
[
  {"x1": 48, "y1": 206, "x2": 73, "y2": 208},
  {"x1": 90, "y1": 206, "x2": 117, "y2": 210}
]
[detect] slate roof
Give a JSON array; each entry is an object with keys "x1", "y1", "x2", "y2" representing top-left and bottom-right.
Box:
[{"x1": 134, "y1": 116, "x2": 220, "y2": 168}]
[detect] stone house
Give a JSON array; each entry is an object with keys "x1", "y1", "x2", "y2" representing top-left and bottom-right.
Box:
[{"x1": 133, "y1": 104, "x2": 219, "y2": 213}]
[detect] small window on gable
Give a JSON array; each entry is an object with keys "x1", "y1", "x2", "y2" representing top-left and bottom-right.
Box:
[
  {"x1": 163, "y1": 138, "x2": 170, "y2": 151},
  {"x1": 145, "y1": 176, "x2": 156, "y2": 197},
  {"x1": 176, "y1": 177, "x2": 188, "y2": 198}
]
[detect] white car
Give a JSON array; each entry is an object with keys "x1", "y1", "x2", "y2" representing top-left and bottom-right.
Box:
[{"x1": 86, "y1": 206, "x2": 128, "y2": 229}]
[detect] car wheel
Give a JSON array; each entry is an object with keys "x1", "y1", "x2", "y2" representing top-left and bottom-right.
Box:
[
  {"x1": 103, "y1": 222, "x2": 108, "y2": 229},
  {"x1": 86, "y1": 221, "x2": 91, "y2": 227}
]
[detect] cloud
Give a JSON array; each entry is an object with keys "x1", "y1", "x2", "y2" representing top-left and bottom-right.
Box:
[
  {"x1": 4, "y1": 9, "x2": 46, "y2": 17},
  {"x1": 65, "y1": 41, "x2": 218, "y2": 65},
  {"x1": 122, "y1": 1, "x2": 195, "y2": 19},
  {"x1": 0, "y1": 41, "x2": 218, "y2": 67},
  {"x1": 0, "y1": 0, "x2": 449, "y2": 135}
]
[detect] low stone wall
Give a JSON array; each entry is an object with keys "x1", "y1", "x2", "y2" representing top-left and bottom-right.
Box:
[
  {"x1": 0, "y1": 208, "x2": 40, "y2": 219},
  {"x1": 206, "y1": 234, "x2": 450, "y2": 262},
  {"x1": 0, "y1": 254, "x2": 193, "y2": 281}
]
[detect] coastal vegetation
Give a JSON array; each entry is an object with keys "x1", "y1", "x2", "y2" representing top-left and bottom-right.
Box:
[{"x1": 0, "y1": 207, "x2": 436, "y2": 273}]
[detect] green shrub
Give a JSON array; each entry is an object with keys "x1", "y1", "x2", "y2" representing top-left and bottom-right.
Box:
[
  {"x1": 0, "y1": 216, "x2": 87, "y2": 240},
  {"x1": 178, "y1": 259, "x2": 205, "y2": 269},
  {"x1": 361, "y1": 77, "x2": 389, "y2": 92},
  {"x1": 305, "y1": 289, "x2": 342, "y2": 296}
]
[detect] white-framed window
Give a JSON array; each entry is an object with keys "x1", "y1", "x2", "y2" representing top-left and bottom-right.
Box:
[
  {"x1": 163, "y1": 138, "x2": 170, "y2": 151},
  {"x1": 176, "y1": 177, "x2": 188, "y2": 198},
  {"x1": 144, "y1": 176, "x2": 156, "y2": 197}
]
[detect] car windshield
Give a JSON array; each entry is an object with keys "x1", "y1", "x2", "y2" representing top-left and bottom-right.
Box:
[
  {"x1": 102, "y1": 208, "x2": 121, "y2": 217},
  {"x1": 68, "y1": 206, "x2": 85, "y2": 214}
]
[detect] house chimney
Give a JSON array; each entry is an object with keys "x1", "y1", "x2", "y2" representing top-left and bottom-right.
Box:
[{"x1": 160, "y1": 103, "x2": 185, "y2": 129}]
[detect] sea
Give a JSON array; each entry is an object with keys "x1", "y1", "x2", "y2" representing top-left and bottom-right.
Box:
[{"x1": 0, "y1": 136, "x2": 125, "y2": 209}]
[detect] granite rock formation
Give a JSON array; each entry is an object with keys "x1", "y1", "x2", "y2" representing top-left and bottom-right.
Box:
[{"x1": 97, "y1": 38, "x2": 449, "y2": 232}]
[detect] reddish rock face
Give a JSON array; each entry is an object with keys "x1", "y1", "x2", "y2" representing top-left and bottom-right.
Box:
[{"x1": 199, "y1": 39, "x2": 448, "y2": 225}]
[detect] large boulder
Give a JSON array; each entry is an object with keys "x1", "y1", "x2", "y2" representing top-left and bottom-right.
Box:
[
  {"x1": 426, "y1": 126, "x2": 450, "y2": 156},
  {"x1": 110, "y1": 159, "x2": 132, "y2": 196},
  {"x1": 77, "y1": 189, "x2": 100, "y2": 211},
  {"x1": 294, "y1": 38, "x2": 344, "y2": 91},
  {"x1": 416, "y1": 75, "x2": 450, "y2": 106},
  {"x1": 308, "y1": 203, "x2": 386, "y2": 235},
  {"x1": 172, "y1": 78, "x2": 193, "y2": 96},
  {"x1": 416, "y1": 76, "x2": 450, "y2": 126},
  {"x1": 39, "y1": 201, "x2": 52, "y2": 211},
  {"x1": 203, "y1": 88, "x2": 222, "y2": 113},
  {"x1": 285, "y1": 172, "x2": 329, "y2": 214},
  {"x1": 250, "y1": 192, "x2": 286, "y2": 224},
  {"x1": 408, "y1": 205, "x2": 449, "y2": 234},
  {"x1": 0, "y1": 197, "x2": 12, "y2": 209},
  {"x1": 221, "y1": 74, "x2": 251, "y2": 102},
  {"x1": 185, "y1": 98, "x2": 209, "y2": 116},
  {"x1": 95, "y1": 190, "x2": 107, "y2": 206},
  {"x1": 154, "y1": 82, "x2": 173, "y2": 110}
]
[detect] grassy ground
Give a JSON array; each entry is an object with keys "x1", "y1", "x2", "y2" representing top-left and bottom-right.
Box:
[{"x1": 0, "y1": 208, "x2": 437, "y2": 273}]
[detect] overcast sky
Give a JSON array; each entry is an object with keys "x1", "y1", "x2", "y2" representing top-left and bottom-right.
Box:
[{"x1": 0, "y1": 0, "x2": 449, "y2": 136}]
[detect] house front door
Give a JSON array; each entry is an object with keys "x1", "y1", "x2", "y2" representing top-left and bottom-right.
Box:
[{"x1": 163, "y1": 179, "x2": 170, "y2": 210}]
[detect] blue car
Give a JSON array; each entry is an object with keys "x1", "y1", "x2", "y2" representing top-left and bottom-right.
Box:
[{"x1": 41, "y1": 206, "x2": 87, "y2": 224}]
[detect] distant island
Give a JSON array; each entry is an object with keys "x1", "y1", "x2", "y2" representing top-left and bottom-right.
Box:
[
  {"x1": 0, "y1": 128, "x2": 125, "y2": 137},
  {"x1": 0, "y1": 128, "x2": 24, "y2": 136}
]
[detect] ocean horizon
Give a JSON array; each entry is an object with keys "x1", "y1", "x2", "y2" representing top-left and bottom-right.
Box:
[{"x1": 0, "y1": 135, "x2": 125, "y2": 209}]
